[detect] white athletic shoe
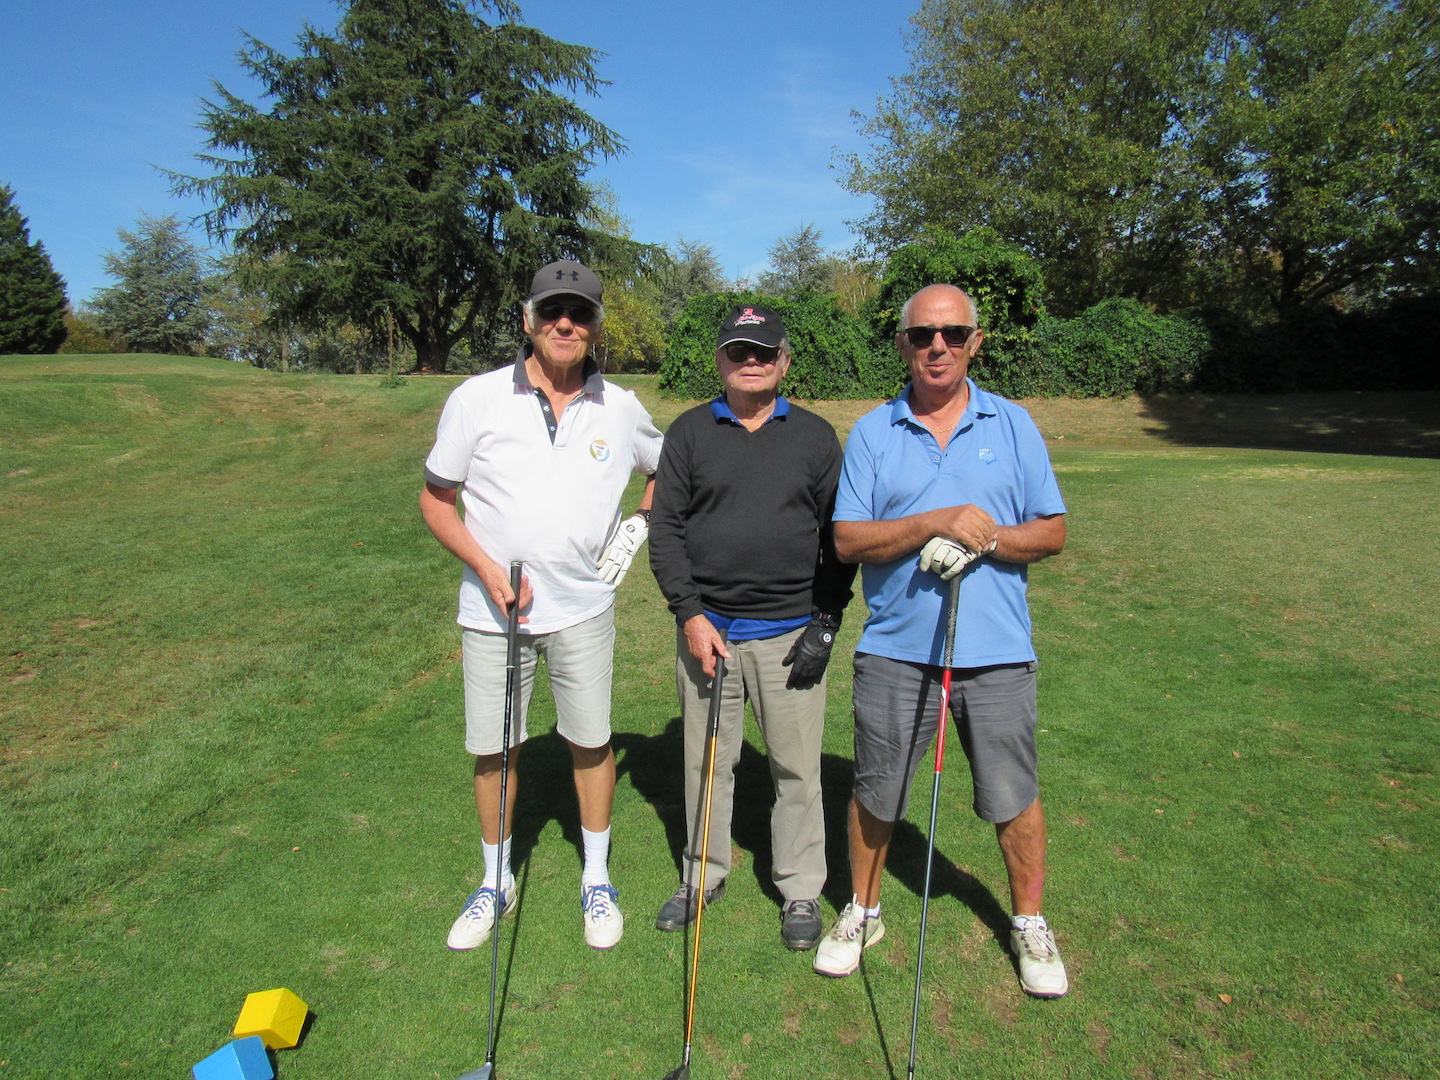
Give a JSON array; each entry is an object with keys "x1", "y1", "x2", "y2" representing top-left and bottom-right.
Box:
[
  {"x1": 813, "y1": 897, "x2": 886, "y2": 977},
  {"x1": 446, "y1": 885, "x2": 517, "y2": 951},
  {"x1": 1010, "y1": 916, "x2": 1069, "y2": 998},
  {"x1": 582, "y1": 883, "x2": 624, "y2": 950}
]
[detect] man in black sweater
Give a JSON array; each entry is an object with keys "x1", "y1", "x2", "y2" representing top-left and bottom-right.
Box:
[{"x1": 648, "y1": 304, "x2": 856, "y2": 951}]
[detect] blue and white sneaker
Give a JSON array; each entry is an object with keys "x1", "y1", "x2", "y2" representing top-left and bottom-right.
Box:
[
  {"x1": 582, "y1": 883, "x2": 624, "y2": 949},
  {"x1": 446, "y1": 885, "x2": 517, "y2": 951}
]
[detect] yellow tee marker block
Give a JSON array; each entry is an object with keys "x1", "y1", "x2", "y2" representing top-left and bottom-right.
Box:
[{"x1": 233, "y1": 988, "x2": 309, "y2": 1050}]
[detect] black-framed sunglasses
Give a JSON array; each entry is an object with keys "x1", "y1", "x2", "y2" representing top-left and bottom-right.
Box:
[
  {"x1": 723, "y1": 342, "x2": 781, "y2": 363},
  {"x1": 903, "y1": 324, "x2": 975, "y2": 348},
  {"x1": 536, "y1": 302, "x2": 597, "y2": 325}
]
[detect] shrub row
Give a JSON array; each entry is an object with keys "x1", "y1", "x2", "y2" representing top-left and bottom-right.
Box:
[
  {"x1": 659, "y1": 291, "x2": 874, "y2": 400},
  {"x1": 662, "y1": 230, "x2": 1439, "y2": 400}
]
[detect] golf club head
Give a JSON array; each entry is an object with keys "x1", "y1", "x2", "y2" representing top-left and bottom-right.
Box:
[
  {"x1": 454, "y1": 1065, "x2": 494, "y2": 1080},
  {"x1": 660, "y1": 1067, "x2": 689, "y2": 1080}
]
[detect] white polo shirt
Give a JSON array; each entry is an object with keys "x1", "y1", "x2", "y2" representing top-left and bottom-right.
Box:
[{"x1": 424, "y1": 355, "x2": 663, "y2": 634}]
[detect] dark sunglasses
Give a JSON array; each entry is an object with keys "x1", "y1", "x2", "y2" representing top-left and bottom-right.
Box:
[
  {"x1": 724, "y1": 342, "x2": 780, "y2": 363},
  {"x1": 903, "y1": 324, "x2": 975, "y2": 348},
  {"x1": 537, "y1": 302, "x2": 597, "y2": 324}
]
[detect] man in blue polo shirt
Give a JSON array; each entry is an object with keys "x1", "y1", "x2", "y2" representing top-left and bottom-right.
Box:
[{"x1": 813, "y1": 283, "x2": 1070, "y2": 998}]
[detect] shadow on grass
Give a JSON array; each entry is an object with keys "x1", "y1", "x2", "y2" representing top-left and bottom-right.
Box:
[
  {"x1": 1136, "y1": 391, "x2": 1440, "y2": 458},
  {"x1": 507, "y1": 719, "x2": 1012, "y2": 1074},
  {"x1": 615, "y1": 719, "x2": 1009, "y2": 947},
  {"x1": 614, "y1": 720, "x2": 866, "y2": 913}
]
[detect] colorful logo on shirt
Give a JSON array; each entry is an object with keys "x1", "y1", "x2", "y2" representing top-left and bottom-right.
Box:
[
  {"x1": 979, "y1": 448, "x2": 996, "y2": 464},
  {"x1": 589, "y1": 439, "x2": 612, "y2": 461}
]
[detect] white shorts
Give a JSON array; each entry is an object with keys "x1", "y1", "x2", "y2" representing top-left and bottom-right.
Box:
[{"x1": 460, "y1": 606, "x2": 615, "y2": 755}]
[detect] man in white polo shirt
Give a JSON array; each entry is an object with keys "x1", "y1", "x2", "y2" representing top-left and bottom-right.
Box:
[{"x1": 420, "y1": 260, "x2": 663, "y2": 951}]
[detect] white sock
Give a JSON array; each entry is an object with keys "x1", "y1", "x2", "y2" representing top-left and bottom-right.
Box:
[
  {"x1": 483, "y1": 837, "x2": 514, "y2": 894},
  {"x1": 581, "y1": 826, "x2": 611, "y2": 887},
  {"x1": 864, "y1": 903, "x2": 882, "y2": 920},
  {"x1": 1013, "y1": 913, "x2": 1047, "y2": 931}
]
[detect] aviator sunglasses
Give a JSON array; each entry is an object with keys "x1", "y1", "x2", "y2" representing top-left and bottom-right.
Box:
[
  {"x1": 903, "y1": 324, "x2": 975, "y2": 348},
  {"x1": 536, "y1": 302, "x2": 597, "y2": 324},
  {"x1": 724, "y1": 342, "x2": 781, "y2": 363}
]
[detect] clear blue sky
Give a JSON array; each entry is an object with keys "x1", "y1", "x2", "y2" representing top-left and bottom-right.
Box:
[{"x1": 3, "y1": 0, "x2": 918, "y2": 307}]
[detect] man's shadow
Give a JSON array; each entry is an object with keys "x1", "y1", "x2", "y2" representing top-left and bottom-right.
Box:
[
  {"x1": 611, "y1": 715, "x2": 1011, "y2": 941},
  {"x1": 618, "y1": 713, "x2": 1017, "y2": 1080}
]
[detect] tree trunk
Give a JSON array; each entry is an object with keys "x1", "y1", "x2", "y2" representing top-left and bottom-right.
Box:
[{"x1": 410, "y1": 308, "x2": 451, "y2": 374}]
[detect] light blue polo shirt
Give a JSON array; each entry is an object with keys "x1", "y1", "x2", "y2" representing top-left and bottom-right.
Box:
[{"x1": 834, "y1": 379, "x2": 1066, "y2": 667}]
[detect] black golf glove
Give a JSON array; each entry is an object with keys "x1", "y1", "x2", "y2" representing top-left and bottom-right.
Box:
[{"x1": 782, "y1": 612, "x2": 841, "y2": 688}]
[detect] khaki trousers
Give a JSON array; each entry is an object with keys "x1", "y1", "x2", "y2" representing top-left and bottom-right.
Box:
[{"x1": 675, "y1": 626, "x2": 827, "y2": 900}]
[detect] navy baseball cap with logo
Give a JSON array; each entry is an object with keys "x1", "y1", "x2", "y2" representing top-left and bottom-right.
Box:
[
  {"x1": 530, "y1": 260, "x2": 604, "y2": 306},
  {"x1": 717, "y1": 304, "x2": 785, "y2": 348}
]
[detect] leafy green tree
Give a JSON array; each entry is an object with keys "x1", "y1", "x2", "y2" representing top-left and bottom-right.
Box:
[
  {"x1": 848, "y1": 0, "x2": 1215, "y2": 314},
  {"x1": 0, "y1": 186, "x2": 68, "y2": 355},
  {"x1": 866, "y1": 228, "x2": 1047, "y2": 396},
  {"x1": 206, "y1": 257, "x2": 291, "y2": 368},
  {"x1": 577, "y1": 185, "x2": 667, "y2": 373},
  {"x1": 828, "y1": 254, "x2": 881, "y2": 317},
  {"x1": 90, "y1": 214, "x2": 211, "y2": 355},
  {"x1": 847, "y1": 0, "x2": 1440, "y2": 317},
  {"x1": 177, "y1": 0, "x2": 634, "y2": 373},
  {"x1": 1198, "y1": 0, "x2": 1440, "y2": 314},
  {"x1": 57, "y1": 310, "x2": 120, "y2": 354},
  {"x1": 596, "y1": 282, "x2": 666, "y2": 373}
]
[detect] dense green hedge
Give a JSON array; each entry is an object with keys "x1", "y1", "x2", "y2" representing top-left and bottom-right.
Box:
[
  {"x1": 660, "y1": 229, "x2": 1439, "y2": 401},
  {"x1": 659, "y1": 290, "x2": 876, "y2": 400},
  {"x1": 1010, "y1": 297, "x2": 1440, "y2": 397},
  {"x1": 1013, "y1": 299, "x2": 1211, "y2": 397},
  {"x1": 863, "y1": 228, "x2": 1047, "y2": 399}
]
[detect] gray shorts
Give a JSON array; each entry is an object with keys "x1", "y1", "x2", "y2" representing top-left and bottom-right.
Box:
[
  {"x1": 851, "y1": 652, "x2": 1039, "y2": 824},
  {"x1": 460, "y1": 606, "x2": 614, "y2": 755}
]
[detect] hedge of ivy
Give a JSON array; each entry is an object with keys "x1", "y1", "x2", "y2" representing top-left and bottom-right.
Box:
[
  {"x1": 660, "y1": 231, "x2": 1439, "y2": 401},
  {"x1": 658, "y1": 290, "x2": 876, "y2": 400}
]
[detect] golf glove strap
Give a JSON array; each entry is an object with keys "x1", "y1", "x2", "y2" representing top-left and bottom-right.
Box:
[
  {"x1": 782, "y1": 613, "x2": 840, "y2": 687},
  {"x1": 598, "y1": 513, "x2": 649, "y2": 586},
  {"x1": 919, "y1": 535, "x2": 980, "y2": 580}
]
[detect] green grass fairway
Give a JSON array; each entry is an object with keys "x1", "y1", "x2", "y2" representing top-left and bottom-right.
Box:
[{"x1": 2, "y1": 355, "x2": 1436, "y2": 1079}]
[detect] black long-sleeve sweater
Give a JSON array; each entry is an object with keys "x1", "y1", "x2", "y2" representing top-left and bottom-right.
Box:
[{"x1": 648, "y1": 400, "x2": 856, "y2": 624}]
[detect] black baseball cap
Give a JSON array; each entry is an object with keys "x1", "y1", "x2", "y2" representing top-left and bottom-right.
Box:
[
  {"x1": 716, "y1": 304, "x2": 785, "y2": 348},
  {"x1": 530, "y1": 260, "x2": 604, "y2": 306}
]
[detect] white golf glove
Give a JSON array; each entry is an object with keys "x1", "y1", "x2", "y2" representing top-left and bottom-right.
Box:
[
  {"x1": 919, "y1": 535, "x2": 980, "y2": 580},
  {"x1": 598, "y1": 513, "x2": 649, "y2": 586}
]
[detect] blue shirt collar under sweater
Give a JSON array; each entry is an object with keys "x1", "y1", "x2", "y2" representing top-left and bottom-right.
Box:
[{"x1": 710, "y1": 395, "x2": 791, "y2": 425}]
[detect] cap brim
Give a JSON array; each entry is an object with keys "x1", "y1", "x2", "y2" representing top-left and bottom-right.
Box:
[
  {"x1": 717, "y1": 330, "x2": 783, "y2": 348},
  {"x1": 531, "y1": 288, "x2": 602, "y2": 307}
]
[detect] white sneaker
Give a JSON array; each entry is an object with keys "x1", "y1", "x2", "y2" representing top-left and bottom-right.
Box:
[
  {"x1": 1010, "y1": 916, "x2": 1069, "y2": 998},
  {"x1": 813, "y1": 897, "x2": 886, "y2": 977},
  {"x1": 446, "y1": 885, "x2": 517, "y2": 951},
  {"x1": 582, "y1": 883, "x2": 624, "y2": 949}
]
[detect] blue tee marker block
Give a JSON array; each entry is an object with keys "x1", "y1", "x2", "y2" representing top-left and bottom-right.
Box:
[{"x1": 192, "y1": 1036, "x2": 275, "y2": 1080}]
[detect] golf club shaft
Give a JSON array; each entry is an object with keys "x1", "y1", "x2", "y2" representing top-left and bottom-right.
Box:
[
  {"x1": 908, "y1": 574, "x2": 961, "y2": 1079},
  {"x1": 483, "y1": 561, "x2": 523, "y2": 1072},
  {"x1": 681, "y1": 652, "x2": 727, "y2": 1065}
]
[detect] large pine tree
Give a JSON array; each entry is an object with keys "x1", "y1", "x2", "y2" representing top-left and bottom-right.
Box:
[
  {"x1": 0, "y1": 186, "x2": 68, "y2": 355},
  {"x1": 177, "y1": 0, "x2": 637, "y2": 372},
  {"x1": 90, "y1": 214, "x2": 210, "y2": 355}
]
